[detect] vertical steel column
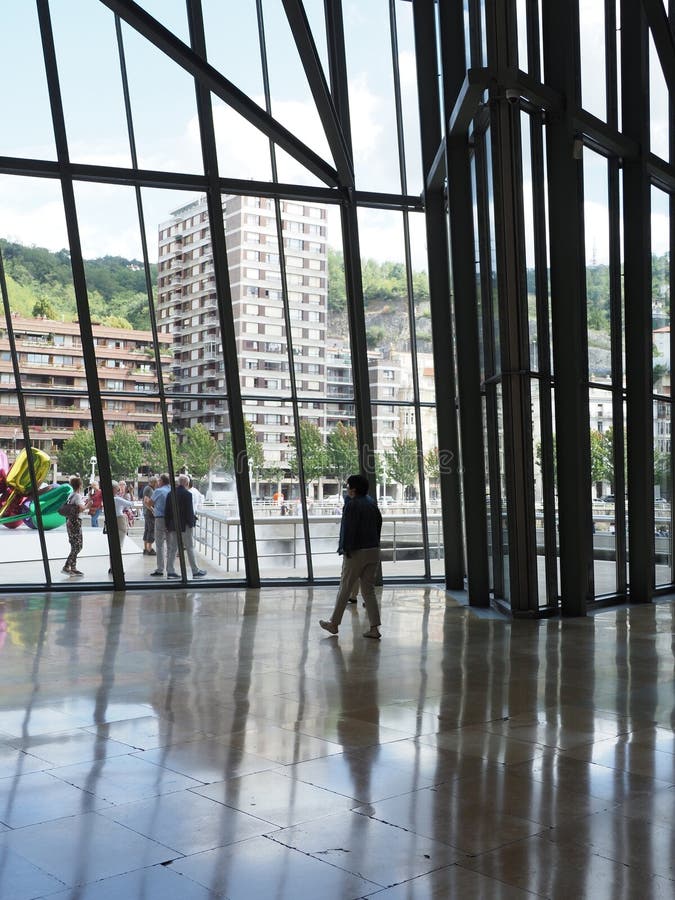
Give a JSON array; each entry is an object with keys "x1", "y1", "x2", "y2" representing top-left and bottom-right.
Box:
[
  {"x1": 37, "y1": 0, "x2": 124, "y2": 585},
  {"x1": 256, "y1": 0, "x2": 315, "y2": 579},
  {"x1": 435, "y1": 0, "x2": 490, "y2": 604},
  {"x1": 605, "y1": 0, "x2": 628, "y2": 596},
  {"x1": 114, "y1": 14, "x2": 187, "y2": 580},
  {"x1": 412, "y1": 0, "x2": 465, "y2": 590},
  {"x1": 670, "y1": 0, "x2": 675, "y2": 576},
  {"x1": 485, "y1": 0, "x2": 540, "y2": 614},
  {"x1": 530, "y1": 115, "x2": 559, "y2": 609},
  {"x1": 0, "y1": 252, "x2": 52, "y2": 581},
  {"x1": 324, "y1": 2, "x2": 375, "y2": 484},
  {"x1": 474, "y1": 135, "x2": 505, "y2": 600},
  {"x1": 389, "y1": 0, "x2": 431, "y2": 580},
  {"x1": 621, "y1": 0, "x2": 655, "y2": 603},
  {"x1": 542, "y1": 2, "x2": 594, "y2": 615},
  {"x1": 188, "y1": 0, "x2": 259, "y2": 585}
]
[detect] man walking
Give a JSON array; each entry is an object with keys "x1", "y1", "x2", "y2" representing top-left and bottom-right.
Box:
[
  {"x1": 320, "y1": 473, "x2": 383, "y2": 639},
  {"x1": 165, "y1": 474, "x2": 206, "y2": 578},
  {"x1": 149, "y1": 473, "x2": 171, "y2": 577}
]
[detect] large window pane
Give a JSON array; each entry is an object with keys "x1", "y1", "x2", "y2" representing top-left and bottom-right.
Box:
[{"x1": 0, "y1": 5, "x2": 56, "y2": 159}]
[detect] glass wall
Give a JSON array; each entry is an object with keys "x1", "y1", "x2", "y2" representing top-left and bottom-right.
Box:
[
  {"x1": 0, "y1": 0, "x2": 437, "y2": 591},
  {"x1": 0, "y1": 1, "x2": 672, "y2": 611}
]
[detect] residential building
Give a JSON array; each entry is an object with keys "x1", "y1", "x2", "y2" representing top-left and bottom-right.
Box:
[
  {"x1": 157, "y1": 194, "x2": 328, "y2": 471},
  {"x1": 0, "y1": 315, "x2": 172, "y2": 458}
]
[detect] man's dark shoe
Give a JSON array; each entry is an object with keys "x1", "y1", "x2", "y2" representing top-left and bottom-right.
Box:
[{"x1": 150, "y1": 570, "x2": 163, "y2": 576}]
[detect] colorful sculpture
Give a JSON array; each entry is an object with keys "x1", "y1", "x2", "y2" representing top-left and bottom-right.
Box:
[{"x1": 0, "y1": 448, "x2": 69, "y2": 530}]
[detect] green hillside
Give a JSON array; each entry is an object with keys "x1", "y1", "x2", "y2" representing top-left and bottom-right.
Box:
[{"x1": 0, "y1": 239, "x2": 156, "y2": 331}]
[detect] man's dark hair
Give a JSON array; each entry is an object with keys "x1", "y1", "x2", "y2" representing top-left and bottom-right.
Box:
[{"x1": 346, "y1": 474, "x2": 369, "y2": 495}]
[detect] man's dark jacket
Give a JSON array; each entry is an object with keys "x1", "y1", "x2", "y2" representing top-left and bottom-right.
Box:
[
  {"x1": 164, "y1": 485, "x2": 196, "y2": 533},
  {"x1": 339, "y1": 494, "x2": 382, "y2": 556}
]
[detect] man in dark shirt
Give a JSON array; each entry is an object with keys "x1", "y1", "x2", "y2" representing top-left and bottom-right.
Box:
[
  {"x1": 320, "y1": 473, "x2": 383, "y2": 639},
  {"x1": 165, "y1": 474, "x2": 206, "y2": 579}
]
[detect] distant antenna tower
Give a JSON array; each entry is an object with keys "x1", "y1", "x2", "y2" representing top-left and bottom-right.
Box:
[{"x1": 591, "y1": 241, "x2": 598, "y2": 266}]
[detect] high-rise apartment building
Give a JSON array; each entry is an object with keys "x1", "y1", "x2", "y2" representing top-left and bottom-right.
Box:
[{"x1": 157, "y1": 195, "x2": 328, "y2": 470}]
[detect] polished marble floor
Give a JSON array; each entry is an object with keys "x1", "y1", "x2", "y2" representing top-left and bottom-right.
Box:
[{"x1": 0, "y1": 586, "x2": 674, "y2": 899}]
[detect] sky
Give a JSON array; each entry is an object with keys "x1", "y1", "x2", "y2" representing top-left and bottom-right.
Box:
[{"x1": 0, "y1": 0, "x2": 670, "y2": 270}]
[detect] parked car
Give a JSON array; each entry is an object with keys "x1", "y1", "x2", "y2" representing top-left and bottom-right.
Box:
[{"x1": 603, "y1": 495, "x2": 615, "y2": 503}]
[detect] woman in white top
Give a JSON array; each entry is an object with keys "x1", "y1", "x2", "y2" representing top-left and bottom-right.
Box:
[
  {"x1": 63, "y1": 476, "x2": 89, "y2": 575},
  {"x1": 112, "y1": 480, "x2": 135, "y2": 550},
  {"x1": 108, "y1": 480, "x2": 135, "y2": 575}
]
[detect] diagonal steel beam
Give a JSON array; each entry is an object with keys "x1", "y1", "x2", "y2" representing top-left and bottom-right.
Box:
[
  {"x1": 280, "y1": 0, "x2": 354, "y2": 187},
  {"x1": 642, "y1": 0, "x2": 675, "y2": 92},
  {"x1": 98, "y1": 0, "x2": 340, "y2": 186}
]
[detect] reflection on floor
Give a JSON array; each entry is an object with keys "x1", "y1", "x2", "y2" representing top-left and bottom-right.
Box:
[{"x1": 0, "y1": 586, "x2": 674, "y2": 899}]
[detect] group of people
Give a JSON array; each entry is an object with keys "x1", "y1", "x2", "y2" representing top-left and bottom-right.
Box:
[
  {"x1": 62, "y1": 477, "x2": 135, "y2": 576},
  {"x1": 62, "y1": 469, "x2": 384, "y2": 639},
  {"x1": 62, "y1": 473, "x2": 206, "y2": 579},
  {"x1": 144, "y1": 473, "x2": 206, "y2": 579}
]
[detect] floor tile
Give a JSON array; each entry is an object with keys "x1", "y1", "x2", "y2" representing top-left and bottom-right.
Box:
[
  {"x1": 362, "y1": 863, "x2": 537, "y2": 898},
  {"x1": 0, "y1": 770, "x2": 111, "y2": 828},
  {"x1": 0, "y1": 743, "x2": 49, "y2": 778},
  {"x1": 169, "y1": 834, "x2": 377, "y2": 899},
  {"x1": 0, "y1": 587, "x2": 674, "y2": 899},
  {"x1": 97, "y1": 789, "x2": 277, "y2": 855},
  {"x1": 564, "y1": 734, "x2": 675, "y2": 783},
  {"x1": 416, "y1": 728, "x2": 548, "y2": 766},
  {"x1": 464, "y1": 829, "x2": 675, "y2": 899},
  {"x1": 357, "y1": 782, "x2": 546, "y2": 855},
  {"x1": 48, "y1": 753, "x2": 202, "y2": 804},
  {"x1": 193, "y1": 768, "x2": 357, "y2": 827},
  {"x1": 268, "y1": 809, "x2": 461, "y2": 886},
  {"x1": 48, "y1": 865, "x2": 218, "y2": 899},
  {"x1": 283, "y1": 748, "x2": 436, "y2": 804},
  {"x1": 507, "y1": 747, "x2": 675, "y2": 803},
  {"x1": 12, "y1": 728, "x2": 135, "y2": 767},
  {"x1": 226, "y1": 722, "x2": 344, "y2": 765},
  {"x1": 0, "y1": 811, "x2": 174, "y2": 887},
  {"x1": 83, "y1": 715, "x2": 206, "y2": 751},
  {"x1": 0, "y1": 846, "x2": 66, "y2": 900},
  {"x1": 134, "y1": 736, "x2": 280, "y2": 783}
]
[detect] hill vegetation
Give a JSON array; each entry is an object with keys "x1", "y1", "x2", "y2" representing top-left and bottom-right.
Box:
[
  {"x1": 0, "y1": 239, "x2": 669, "y2": 355},
  {"x1": 0, "y1": 239, "x2": 156, "y2": 331}
]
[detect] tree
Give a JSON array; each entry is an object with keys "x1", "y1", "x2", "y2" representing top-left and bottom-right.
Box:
[
  {"x1": 58, "y1": 429, "x2": 96, "y2": 478},
  {"x1": 145, "y1": 423, "x2": 182, "y2": 474},
  {"x1": 32, "y1": 296, "x2": 57, "y2": 319},
  {"x1": 590, "y1": 430, "x2": 609, "y2": 486},
  {"x1": 245, "y1": 420, "x2": 264, "y2": 473},
  {"x1": 182, "y1": 423, "x2": 219, "y2": 481},
  {"x1": 425, "y1": 447, "x2": 440, "y2": 482},
  {"x1": 288, "y1": 421, "x2": 328, "y2": 486},
  {"x1": 327, "y1": 248, "x2": 347, "y2": 315},
  {"x1": 108, "y1": 425, "x2": 144, "y2": 480},
  {"x1": 327, "y1": 422, "x2": 359, "y2": 484},
  {"x1": 99, "y1": 315, "x2": 133, "y2": 330},
  {"x1": 218, "y1": 421, "x2": 265, "y2": 476},
  {"x1": 384, "y1": 437, "x2": 419, "y2": 494}
]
